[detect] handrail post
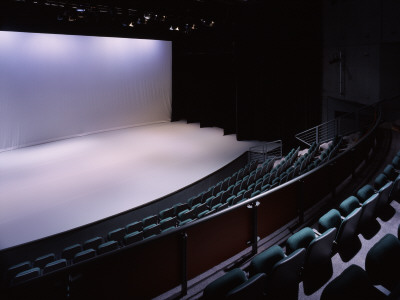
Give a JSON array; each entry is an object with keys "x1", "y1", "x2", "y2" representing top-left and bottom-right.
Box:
[
  {"x1": 298, "y1": 180, "x2": 304, "y2": 225},
  {"x1": 247, "y1": 201, "x2": 260, "y2": 256},
  {"x1": 181, "y1": 232, "x2": 188, "y2": 297}
]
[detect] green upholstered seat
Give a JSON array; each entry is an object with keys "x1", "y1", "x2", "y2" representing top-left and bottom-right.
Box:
[
  {"x1": 124, "y1": 231, "x2": 143, "y2": 245},
  {"x1": 286, "y1": 227, "x2": 315, "y2": 254},
  {"x1": 73, "y1": 249, "x2": 96, "y2": 264},
  {"x1": 159, "y1": 207, "x2": 174, "y2": 220},
  {"x1": 83, "y1": 237, "x2": 103, "y2": 250},
  {"x1": 97, "y1": 241, "x2": 118, "y2": 255},
  {"x1": 107, "y1": 228, "x2": 126, "y2": 243},
  {"x1": 34, "y1": 253, "x2": 55, "y2": 268},
  {"x1": 226, "y1": 273, "x2": 266, "y2": 300},
  {"x1": 126, "y1": 221, "x2": 143, "y2": 234},
  {"x1": 13, "y1": 268, "x2": 41, "y2": 285},
  {"x1": 339, "y1": 196, "x2": 360, "y2": 217},
  {"x1": 365, "y1": 234, "x2": 400, "y2": 291},
  {"x1": 62, "y1": 244, "x2": 82, "y2": 260},
  {"x1": 383, "y1": 164, "x2": 399, "y2": 181},
  {"x1": 392, "y1": 156, "x2": 400, "y2": 169},
  {"x1": 203, "y1": 268, "x2": 247, "y2": 299},
  {"x1": 318, "y1": 209, "x2": 341, "y2": 233},
  {"x1": 249, "y1": 245, "x2": 285, "y2": 276},
  {"x1": 43, "y1": 259, "x2": 67, "y2": 274},
  {"x1": 375, "y1": 173, "x2": 389, "y2": 190},
  {"x1": 321, "y1": 265, "x2": 386, "y2": 300},
  {"x1": 356, "y1": 184, "x2": 375, "y2": 204}
]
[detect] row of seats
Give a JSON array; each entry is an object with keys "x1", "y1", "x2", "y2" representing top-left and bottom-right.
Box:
[
  {"x1": 202, "y1": 148, "x2": 399, "y2": 299},
  {"x1": 317, "y1": 150, "x2": 400, "y2": 260},
  {"x1": 203, "y1": 224, "x2": 338, "y2": 299},
  {"x1": 5, "y1": 138, "x2": 344, "y2": 287},
  {"x1": 321, "y1": 229, "x2": 400, "y2": 300},
  {"x1": 3, "y1": 159, "x2": 265, "y2": 286}
]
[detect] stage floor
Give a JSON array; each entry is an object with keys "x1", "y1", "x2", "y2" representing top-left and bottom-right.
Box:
[{"x1": 0, "y1": 121, "x2": 263, "y2": 250}]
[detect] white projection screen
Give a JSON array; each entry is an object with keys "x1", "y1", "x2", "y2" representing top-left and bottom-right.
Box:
[{"x1": 0, "y1": 31, "x2": 172, "y2": 152}]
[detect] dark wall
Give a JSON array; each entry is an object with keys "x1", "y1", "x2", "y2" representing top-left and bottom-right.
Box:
[{"x1": 172, "y1": 0, "x2": 323, "y2": 146}]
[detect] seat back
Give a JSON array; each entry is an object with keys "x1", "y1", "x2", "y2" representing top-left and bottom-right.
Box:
[
  {"x1": 358, "y1": 193, "x2": 379, "y2": 228},
  {"x1": 203, "y1": 268, "x2": 247, "y2": 300},
  {"x1": 286, "y1": 227, "x2": 315, "y2": 254},
  {"x1": 336, "y1": 207, "x2": 362, "y2": 246},
  {"x1": 266, "y1": 248, "x2": 306, "y2": 299},
  {"x1": 249, "y1": 245, "x2": 285, "y2": 277},
  {"x1": 365, "y1": 234, "x2": 400, "y2": 290},
  {"x1": 321, "y1": 264, "x2": 387, "y2": 300},
  {"x1": 226, "y1": 273, "x2": 266, "y2": 300},
  {"x1": 339, "y1": 196, "x2": 360, "y2": 217},
  {"x1": 306, "y1": 228, "x2": 336, "y2": 267}
]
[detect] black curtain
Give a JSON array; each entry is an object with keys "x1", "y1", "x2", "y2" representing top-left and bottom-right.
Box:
[{"x1": 172, "y1": 0, "x2": 323, "y2": 146}]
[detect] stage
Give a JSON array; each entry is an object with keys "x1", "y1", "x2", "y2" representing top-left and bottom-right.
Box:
[{"x1": 0, "y1": 121, "x2": 263, "y2": 250}]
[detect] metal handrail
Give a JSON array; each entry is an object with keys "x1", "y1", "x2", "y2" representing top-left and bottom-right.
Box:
[
  {"x1": 248, "y1": 140, "x2": 282, "y2": 163},
  {"x1": 295, "y1": 101, "x2": 379, "y2": 147}
]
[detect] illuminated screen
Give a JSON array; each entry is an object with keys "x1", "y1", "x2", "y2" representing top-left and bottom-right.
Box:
[{"x1": 0, "y1": 31, "x2": 172, "y2": 151}]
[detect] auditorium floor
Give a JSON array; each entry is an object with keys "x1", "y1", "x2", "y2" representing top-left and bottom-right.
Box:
[{"x1": 0, "y1": 121, "x2": 263, "y2": 250}]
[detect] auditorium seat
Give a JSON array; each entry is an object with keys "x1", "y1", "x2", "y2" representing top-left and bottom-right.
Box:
[
  {"x1": 226, "y1": 195, "x2": 236, "y2": 206},
  {"x1": 173, "y1": 203, "x2": 190, "y2": 215},
  {"x1": 226, "y1": 273, "x2": 266, "y2": 300},
  {"x1": 197, "y1": 205, "x2": 211, "y2": 218},
  {"x1": 188, "y1": 193, "x2": 203, "y2": 208},
  {"x1": 338, "y1": 196, "x2": 360, "y2": 217},
  {"x1": 124, "y1": 231, "x2": 143, "y2": 245},
  {"x1": 249, "y1": 244, "x2": 306, "y2": 299},
  {"x1": 125, "y1": 221, "x2": 143, "y2": 234},
  {"x1": 73, "y1": 249, "x2": 96, "y2": 264},
  {"x1": 365, "y1": 234, "x2": 400, "y2": 291},
  {"x1": 202, "y1": 268, "x2": 247, "y2": 299},
  {"x1": 202, "y1": 188, "x2": 214, "y2": 203},
  {"x1": 107, "y1": 228, "x2": 126, "y2": 244},
  {"x1": 286, "y1": 227, "x2": 337, "y2": 294},
  {"x1": 217, "y1": 203, "x2": 229, "y2": 211},
  {"x1": 261, "y1": 184, "x2": 270, "y2": 192},
  {"x1": 43, "y1": 259, "x2": 67, "y2": 274},
  {"x1": 83, "y1": 237, "x2": 103, "y2": 251},
  {"x1": 243, "y1": 188, "x2": 254, "y2": 200},
  {"x1": 221, "y1": 177, "x2": 230, "y2": 191},
  {"x1": 392, "y1": 155, "x2": 400, "y2": 169},
  {"x1": 33, "y1": 253, "x2": 55, "y2": 268},
  {"x1": 142, "y1": 215, "x2": 158, "y2": 228},
  {"x1": 7, "y1": 261, "x2": 31, "y2": 281},
  {"x1": 159, "y1": 216, "x2": 177, "y2": 231},
  {"x1": 13, "y1": 267, "x2": 41, "y2": 285},
  {"x1": 321, "y1": 265, "x2": 387, "y2": 300},
  {"x1": 61, "y1": 244, "x2": 82, "y2": 261},
  {"x1": 159, "y1": 207, "x2": 175, "y2": 220},
  {"x1": 220, "y1": 190, "x2": 231, "y2": 204},
  {"x1": 355, "y1": 185, "x2": 380, "y2": 231},
  {"x1": 261, "y1": 173, "x2": 270, "y2": 186},
  {"x1": 212, "y1": 181, "x2": 223, "y2": 196},
  {"x1": 143, "y1": 224, "x2": 161, "y2": 238},
  {"x1": 97, "y1": 241, "x2": 119, "y2": 255},
  {"x1": 383, "y1": 164, "x2": 400, "y2": 200},
  {"x1": 374, "y1": 173, "x2": 394, "y2": 212},
  {"x1": 318, "y1": 208, "x2": 361, "y2": 254}
]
